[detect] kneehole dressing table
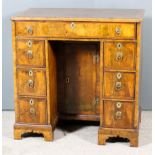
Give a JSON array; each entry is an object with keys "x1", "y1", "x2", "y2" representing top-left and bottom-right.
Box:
[{"x1": 12, "y1": 8, "x2": 144, "y2": 147}]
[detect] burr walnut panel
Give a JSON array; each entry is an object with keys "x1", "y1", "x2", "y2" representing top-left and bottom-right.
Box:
[
  {"x1": 16, "y1": 40, "x2": 45, "y2": 67},
  {"x1": 104, "y1": 42, "x2": 136, "y2": 70},
  {"x1": 15, "y1": 21, "x2": 136, "y2": 39},
  {"x1": 16, "y1": 68, "x2": 47, "y2": 96},
  {"x1": 16, "y1": 97, "x2": 47, "y2": 124},
  {"x1": 103, "y1": 101, "x2": 134, "y2": 129},
  {"x1": 104, "y1": 72, "x2": 135, "y2": 99}
]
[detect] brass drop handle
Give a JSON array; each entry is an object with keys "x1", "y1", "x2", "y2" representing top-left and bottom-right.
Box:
[
  {"x1": 116, "y1": 52, "x2": 123, "y2": 61},
  {"x1": 26, "y1": 50, "x2": 33, "y2": 59},
  {"x1": 29, "y1": 99, "x2": 34, "y2": 106},
  {"x1": 115, "y1": 27, "x2": 121, "y2": 36},
  {"x1": 115, "y1": 82, "x2": 122, "y2": 90},
  {"x1": 27, "y1": 26, "x2": 33, "y2": 35},
  {"x1": 116, "y1": 102, "x2": 122, "y2": 109},
  {"x1": 115, "y1": 111, "x2": 122, "y2": 119},
  {"x1": 30, "y1": 107, "x2": 35, "y2": 114},
  {"x1": 27, "y1": 40, "x2": 33, "y2": 48},
  {"x1": 28, "y1": 79, "x2": 34, "y2": 88}
]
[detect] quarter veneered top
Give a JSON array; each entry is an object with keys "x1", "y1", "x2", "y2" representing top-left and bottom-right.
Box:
[{"x1": 11, "y1": 8, "x2": 144, "y2": 22}]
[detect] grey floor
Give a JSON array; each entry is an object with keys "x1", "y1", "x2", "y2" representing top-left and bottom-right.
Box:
[{"x1": 2, "y1": 111, "x2": 152, "y2": 155}]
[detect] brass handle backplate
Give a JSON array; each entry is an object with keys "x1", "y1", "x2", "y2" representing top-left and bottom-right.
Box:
[
  {"x1": 115, "y1": 111, "x2": 122, "y2": 119},
  {"x1": 115, "y1": 82, "x2": 122, "y2": 90},
  {"x1": 115, "y1": 27, "x2": 121, "y2": 36},
  {"x1": 28, "y1": 79, "x2": 34, "y2": 88},
  {"x1": 27, "y1": 26, "x2": 33, "y2": 35},
  {"x1": 30, "y1": 107, "x2": 35, "y2": 114},
  {"x1": 26, "y1": 50, "x2": 33, "y2": 59},
  {"x1": 116, "y1": 52, "x2": 123, "y2": 61}
]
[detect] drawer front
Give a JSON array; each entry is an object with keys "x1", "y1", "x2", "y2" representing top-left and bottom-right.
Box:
[
  {"x1": 103, "y1": 101, "x2": 133, "y2": 128},
  {"x1": 16, "y1": 40, "x2": 45, "y2": 67},
  {"x1": 17, "y1": 69, "x2": 47, "y2": 96},
  {"x1": 104, "y1": 72, "x2": 135, "y2": 99},
  {"x1": 104, "y1": 42, "x2": 136, "y2": 70},
  {"x1": 16, "y1": 97, "x2": 47, "y2": 124},
  {"x1": 15, "y1": 21, "x2": 135, "y2": 39}
]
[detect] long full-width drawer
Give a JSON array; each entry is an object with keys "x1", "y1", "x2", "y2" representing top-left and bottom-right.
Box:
[{"x1": 15, "y1": 21, "x2": 136, "y2": 39}]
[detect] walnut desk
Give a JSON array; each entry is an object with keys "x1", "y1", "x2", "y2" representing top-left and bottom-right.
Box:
[{"x1": 11, "y1": 8, "x2": 144, "y2": 147}]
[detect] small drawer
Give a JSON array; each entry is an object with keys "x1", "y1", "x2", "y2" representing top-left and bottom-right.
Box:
[
  {"x1": 16, "y1": 40, "x2": 45, "y2": 67},
  {"x1": 104, "y1": 42, "x2": 136, "y2": 70},
  {"x1": 15, "y1": 21, "x2": 136, "y2": 39},
  {"x1": 17, "y1": 68, "x2": 47, "y2": 96},
  {"x1": 104, "y1": 72, "x2": 135, "y2": 99},
  {"x1": 103, "y1": 101, "x2": 134, "y2": 128},
  {"x1": 16, "y1": 97, "x2": 47, "y2": 124}
]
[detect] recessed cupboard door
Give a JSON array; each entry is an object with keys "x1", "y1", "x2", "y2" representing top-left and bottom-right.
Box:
[{"x1": 62, "y1": 42, "x2": 99, "y2": 115}]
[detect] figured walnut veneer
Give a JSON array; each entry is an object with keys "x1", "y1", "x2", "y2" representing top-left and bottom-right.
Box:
[{"x1": 12, "y1": 8, "x2": 144, "y2": 146}]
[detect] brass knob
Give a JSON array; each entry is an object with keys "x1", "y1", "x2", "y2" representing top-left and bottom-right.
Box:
[
  {"x1": 116, "y1": 102, "x2": 122, "y2": 108},
  {"x1": 116, "y1": 52, "x2": 123, "y2": 61},
  {"x1": 116, "y1": 43, "x2": 122, "y2": 49},
  {"x1": 30, "y1": 107, "x2": 35, "y2": 114},
  {"x1": 116, "y1": 72, "x2": 122, "y2": 80},
  {"x1": 115, "y1": 27, "x2": 121, "y2": 36},
  {"x1": 29, "y1": 99, "x2": 34, "y2": 106},
  {"x1": 27, "y1": 26, "x2": 33, "y2": 35},
  {"x1": 70, "y1": 22, "x2": 75, "y2": 29},
  {"x1": 115, "y1": 82, "x2": 122, "y2": 90},
  {"x1": 28, "y1": 79, "x2": 34, "y2": 88},
  {"x1": 115, "y1": 111, "x2": 122, "y2": 119},
  {"x1": 28, "y1": 70, "x2": 33, "y2": 76},
  {"x1": 27, "y1": 40, "x2": 32, "y2": 47}
]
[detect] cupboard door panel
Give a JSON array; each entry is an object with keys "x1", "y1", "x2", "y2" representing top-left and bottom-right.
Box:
[{"x1": 61, "y1": 43, "x2": 98, "y2": 115}]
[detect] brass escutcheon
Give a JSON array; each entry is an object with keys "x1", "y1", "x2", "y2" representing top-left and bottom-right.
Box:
[
  {"x1": 27, "y1": 40, "x2": 32, "y2": 47},
  {"x1": 28, "y1": 70, "x2": 33, "y2": 76},
  {"x1": 116, "y1": 72, "x2": 122, "y2": 80},
  {"x1": 29, "y1": 99, "x2": 34, "y2": 106},
  {"x1": 116, "y1": 102, "x2": 122, "y2": 108},
  {"x1": 70, "y1": 22, "x2": 75, "y2": 29}
]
